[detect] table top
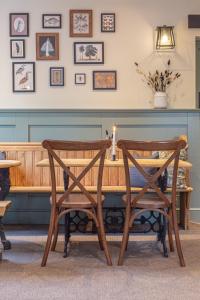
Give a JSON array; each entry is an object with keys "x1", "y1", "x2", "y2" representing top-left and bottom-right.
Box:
[
  {"x1": 36, "y1": 158, "x2": 192, "y2": 169},
  {"x1": 0, "y1": 160, "x2": 21, "y2": 168}
]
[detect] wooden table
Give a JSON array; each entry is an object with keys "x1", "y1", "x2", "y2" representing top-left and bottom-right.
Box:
[
  {"x1": 0, "y1": 160, "x2": 21, "y2": 259},
  {"x1": 36, "y1": 158, "x2": 192, "y2": 169},
  {"x1": 37, "y1": 157, "x2": 192, "y2": 226}
]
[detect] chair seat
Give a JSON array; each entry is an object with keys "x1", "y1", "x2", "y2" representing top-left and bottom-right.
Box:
[
  {"x1": 122, "y1": 195, "x2": 170, "y2": 209},
  {"x1": 50, "y1": 193, "x2": 105, "y2": 208}
]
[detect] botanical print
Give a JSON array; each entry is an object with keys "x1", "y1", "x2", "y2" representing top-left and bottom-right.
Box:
[
  {"x1": 70, "y1": 10, "x2": 92, "y2": 37},
  {"x1": 10, "y1": 13, "x2": 29, "y2": 36},
  {"x1": 50, "y1": 67, "x2": 64, "y2": 86},
  {"x1": 13, "y1": 62, "x2": 35, "y2": 92},
  {"x1": 10, "y1": 40, "x2": 25, "y2": 58},
  {"x1": 74, "y1": 42, "x2": 104, "y2": 64},
  {"x1": 93, "y1": 71, "x2": 117, "y2": 90},
  {"x1": 101, "y1": 14, "x2": 115, "y2": 32},
  {"x1": 36, "y1": 33, "x2": 59, "y2": 60},
  {"x1": 43, "y1": 14, "x2": 61, "y2": 28},
  {"x1": 73, "y1": 13, "x2": 89, "y2": 33}
]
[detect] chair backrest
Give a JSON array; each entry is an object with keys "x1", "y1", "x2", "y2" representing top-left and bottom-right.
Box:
[
  {"x1": 42, "y1": 139, "x2": 111, "y2": 207},
  {"x1": 117, "y1": 139, "x2": 186, "y2": 207}
]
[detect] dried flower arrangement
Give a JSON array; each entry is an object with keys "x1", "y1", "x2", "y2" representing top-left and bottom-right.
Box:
[{"x1": 134, "y1": 60, "x2": 181, "y2": 93}]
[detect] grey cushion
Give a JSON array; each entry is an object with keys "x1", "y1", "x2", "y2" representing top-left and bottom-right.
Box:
[{"x1": 129, "y1": 152, "x2": 159, "y2": 187}]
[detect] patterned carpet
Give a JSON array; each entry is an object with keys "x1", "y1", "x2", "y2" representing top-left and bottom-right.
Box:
[{"x1": 1, "y1": 229, "x2": 200, "y2": 300}]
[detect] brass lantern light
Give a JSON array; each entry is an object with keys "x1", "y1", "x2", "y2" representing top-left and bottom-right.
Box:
[{"x1": 156, "y1": 25, "x2": 175, "y2": 50}]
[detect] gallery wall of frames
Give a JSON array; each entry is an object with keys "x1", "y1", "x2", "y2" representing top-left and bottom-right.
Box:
[
  {"x1": 1, "y1": 0, "x2": 199, "y2": 109},
  {"x1": 10, "y1": 10, "x2": 117, "y2": 93}
]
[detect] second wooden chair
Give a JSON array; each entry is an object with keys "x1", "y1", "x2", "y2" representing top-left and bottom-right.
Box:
[{"x1": 117, "y1": 139, "x2": 186, "y2": 267}]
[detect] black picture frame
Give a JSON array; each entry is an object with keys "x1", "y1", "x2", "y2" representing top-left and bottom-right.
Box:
[
  {"x1": 12, "y1": 62, "x2": 35, "y2": 92},
  {"x1": 74, "y1": 42, "x2": 104, "y2": 64},
  {"x1": 101, "y1": 13, "x2": 115, "y2": 32},
  {"x1": 42, "y1": 14, "x2": 62, "y2": 29},
  {"x1": 9, "y1": 13, "x2": 29, "y2": 37},
  {"x1": 10, "y1": 39, "x2": 25, "y2": 58},
  {"x1": 75, "y1": 73, "x2": 86, "y2": 84},
  {"x1": 93, "y1": 70, "x2": 117, "y2": 90},
  {"x1": 50, "y1": 67, "x2": 64, "y2": 86}
]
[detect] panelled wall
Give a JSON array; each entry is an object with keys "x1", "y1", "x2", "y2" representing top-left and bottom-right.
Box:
[{"x1": 1, "y1": 109, "x2": 200, "y2": 224}]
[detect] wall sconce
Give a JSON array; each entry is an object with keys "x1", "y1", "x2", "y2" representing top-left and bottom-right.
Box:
[{"x1": 156, "y1": 25, "x2": 175, "y2": 50}]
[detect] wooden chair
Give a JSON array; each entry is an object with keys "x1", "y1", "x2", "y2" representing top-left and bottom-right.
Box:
[
  {"x1": 41, "y1": 139, "x2": 112, "y2": 267},
  {"x1": 117, "y1": 139, "x2": 187, "y2": 267}
]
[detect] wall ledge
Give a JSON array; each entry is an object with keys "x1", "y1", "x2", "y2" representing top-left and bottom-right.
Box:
[{"x1": 0, "y1": 108, "x2": 200, "y2": 114}]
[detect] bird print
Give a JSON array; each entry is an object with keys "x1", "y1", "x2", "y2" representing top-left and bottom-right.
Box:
[
  {"x1": 19, "y1": 71, "x2": 31, "y2": 89},
  {"x1": 16, "y1": 64, "x2": 25, "y2": 75}
]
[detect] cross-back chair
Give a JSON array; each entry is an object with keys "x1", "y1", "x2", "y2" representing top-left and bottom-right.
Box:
[
  {"x1": 41, "y1": 139, "x2": 112, "y2": 267},
  {"x1": 117, "y1": 139, "x2": 186, "y2": 267}
]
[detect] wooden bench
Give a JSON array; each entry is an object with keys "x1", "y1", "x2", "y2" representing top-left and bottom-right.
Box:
[{"x1": 0, "y1": 142, "x2": 193, "y2": 229}]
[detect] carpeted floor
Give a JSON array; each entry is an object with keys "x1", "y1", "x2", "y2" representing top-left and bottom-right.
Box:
[{"x1": 1, "y1": 227, "x2": 200, "y2": 300}]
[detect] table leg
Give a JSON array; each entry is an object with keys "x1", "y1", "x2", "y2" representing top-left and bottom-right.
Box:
[
  {"x1": 63, "y1": 213, "x2": 71, "y2": 258},
  {"x1": 0, "y1": 217, "x2": 11, "y2": 250},
  {"x1": 157, "y1": 213, "x2": 168, "y2": 257}
]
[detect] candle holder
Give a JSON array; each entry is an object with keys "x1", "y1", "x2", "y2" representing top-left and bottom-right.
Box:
[{"x1": 111, "y1": 154, "x2": 116, "y2": 161}]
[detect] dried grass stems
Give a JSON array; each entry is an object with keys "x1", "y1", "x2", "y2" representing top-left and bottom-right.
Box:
[{"x1": 134, "y1": 60, "x2": 181, "y2": 93}]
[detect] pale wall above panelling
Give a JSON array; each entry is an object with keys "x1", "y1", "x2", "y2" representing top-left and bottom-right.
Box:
[{"x1": 1, "y1": 0, "x2": 200, "y2": 109}]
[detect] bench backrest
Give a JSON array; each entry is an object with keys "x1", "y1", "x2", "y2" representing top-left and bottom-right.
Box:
[{"x1": 0, "y1": 143, "x2": 153, "y2": 187}]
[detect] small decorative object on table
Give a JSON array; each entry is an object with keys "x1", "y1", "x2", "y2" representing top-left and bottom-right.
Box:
[
  {"x1": 134, "y1": 60, "x2": 181, "y2": 109},
  {"x1": 111, "y1": 125, "x2": 116, "y2": 161}
]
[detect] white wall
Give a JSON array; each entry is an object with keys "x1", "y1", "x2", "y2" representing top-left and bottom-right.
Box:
[{"x1": 0, "y1": 0, "x2": 200, "y2": 109}]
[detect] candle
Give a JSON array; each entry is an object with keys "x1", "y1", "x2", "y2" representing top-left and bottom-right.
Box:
[{"x1": 112, "y1": 125, "x2": 116, "y2": 160}]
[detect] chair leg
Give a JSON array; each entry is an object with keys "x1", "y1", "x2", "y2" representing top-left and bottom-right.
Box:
[
  {"x1": 41, "y1": 211, "x2": 56, "y2": 267},
  {"x1": 118, "y1": 205, "x2": 131, "y2": 266},
  {"x1": 125, "y1": 233, "x2": 129, "y2": 251},
  {"x1": 172, "y1": 206, "x2": 186, "y2": 267},
  {"x1": 168, "y1": 209, "x2": 174, "y2": 252},
  {"x1": 96, "y1": 225, "x2": 104, "y2": 250},
  {"x1": 97, "y1": 207, "x2": 112, "y2": 266},
  {"x1": 51, "y1": 222, "x2": 59, "y2": 251}
]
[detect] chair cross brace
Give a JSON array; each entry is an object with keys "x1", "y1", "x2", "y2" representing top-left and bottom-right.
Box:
[
  {"x1": 123, "y1": 147, "x2": 180, "y2": 206},
  {"x1": 49, "y1": 147, "x2": 106, "y2": 206}
]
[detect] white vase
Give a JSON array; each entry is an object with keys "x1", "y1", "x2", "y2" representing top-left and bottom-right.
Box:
[{"x1": 153, "y1": 92, "x2": 167, "y2": 109}]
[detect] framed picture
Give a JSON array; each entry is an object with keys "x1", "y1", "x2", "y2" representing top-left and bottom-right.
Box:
[
  {"x1": 42, "y1": 14, "x2": 62, "y2": 28},
  {"x1": 101, "y1": 13, "x2": 115, "y2": 32},
  {"x1": 50, "y1": 67, "x2": 64, "y2": 86},
  {"x1": 9, "y1": 13, "x2": 29, "y2": 37},
  {"x1": 12, "y1": 62, "x2": 35, "y2": 92},
  {"x1": 36, "y1": 33, "x2": 59, "y2": 60},
  {"x1": 93, "y1": 71, "x2": 117, "y2": 90},
  {"x1": 70, "y1": 9, "x2": 92, "y2": 37},
  {"x1": 75, "y1": 73, "x2": 86, "y2": 85},
  {"x1": 10, "y1": 39, "x2": 25, "y2": 58},
  {"x1": 74, "y1": 42, "x2": 104, "y2": 64}
]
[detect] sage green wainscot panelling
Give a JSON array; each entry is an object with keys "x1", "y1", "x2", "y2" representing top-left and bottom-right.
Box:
[{"x1": 0, "y1": 109, "x2": 199, "y2": 224}]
